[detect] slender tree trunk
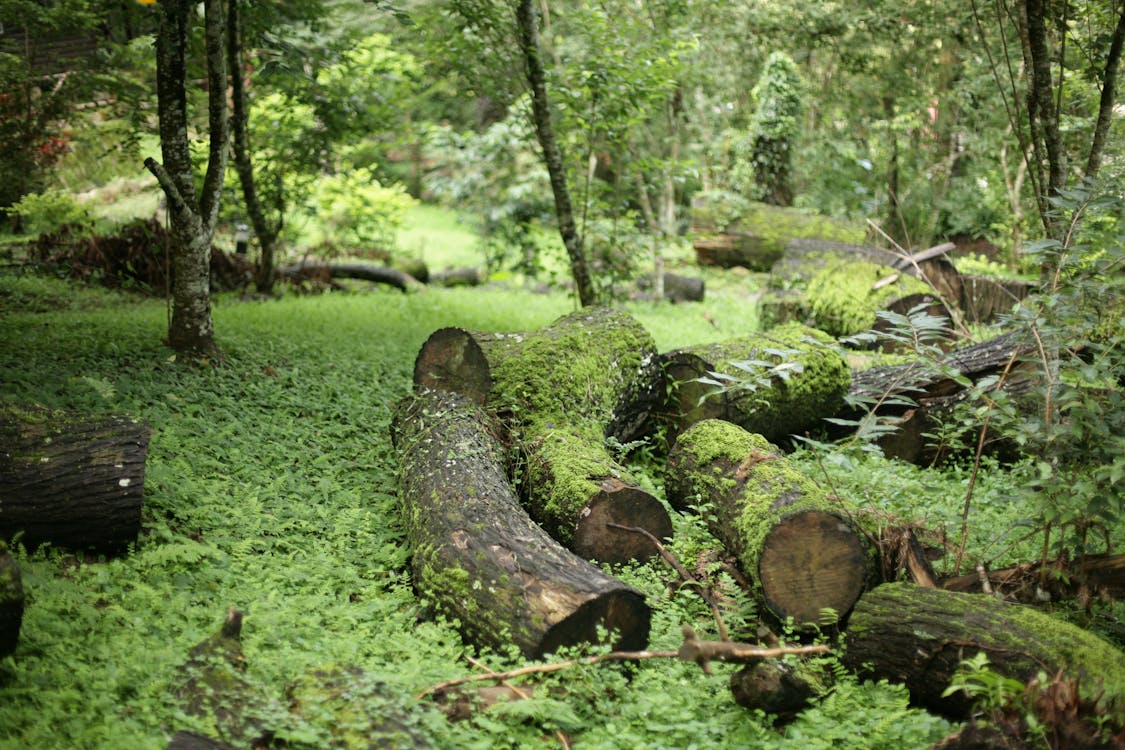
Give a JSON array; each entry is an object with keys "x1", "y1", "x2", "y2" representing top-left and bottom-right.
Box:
[
  {"x1": 147, "y1": 0, "x2": 229, "y2": 357},
  {"x1": 515, "y1": 0, "x2": 596, "y2": 307},
  {"x1": 227, "y1": 0, "x2": 280, "y2": 294},
  {"x1": 1022, "y1": 0, "x2": 1066, "y2": 240},
  {"x1": 1083, "y1": 5, "x2": 1124, "y2": 181}
]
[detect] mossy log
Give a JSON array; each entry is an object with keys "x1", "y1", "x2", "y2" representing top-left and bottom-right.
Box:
[
  {"x1": 660, "y1": 322, "x2": 850, "y2": 444},
  {"x1": 691, "y1": 201, "x2": 865, "y2": 271},
  {"x1": 757, "y1": 288, "x2": 812, "y2": 330},
  {"x1": 843, "y1": 582, "x2": 1125, "y2": 718},
  {"x1": 805, "y1": 259, "x2": 947, "y2": 340},
  {"x1": 665, "y1": 420, "x2": 871, "y2": 626},
  {"x1": 413, "y1": 307, "x2": 671, "y2": 561},
  {"x1": 0, "y1": 405, "x2": 150, "y2": 553},
  {"x1": 1, "y1": 542, "x2": 23, "y2": 658},
  {"x1": 392, "y1": 391, "x2": 651, "y2": 657},
  {"x1": 287, "y1": 664, "x2": 437, "y2": 749},
  {"x1": 730, "y1": 659, "x2": 824, "y2": 716},
  {"x1": 278, "y1": 262, "x2": 418, "y2": 291},
  {"x1": 843, "y1": 331, "x2": 1036, "y2": 463},
  {"x1": 429, "y1": 267, "x2": 483, "y2": 287}
]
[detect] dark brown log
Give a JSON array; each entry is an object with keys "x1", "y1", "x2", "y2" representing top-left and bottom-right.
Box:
[
  {"x1": 166, "y1": 732, "x2": 236, "y2": 750},
  {"x1": 412, "y1": 327, "x2": 526, "y2": 406},
  {"x1": 0, "y1": 405, "x2": 150, "y2": 553},
  {"x1": 665, "y1": 420, "x2": 872, "y2": 627},
  {"x1": 392, "y1": 391, "x2": 651, "y2": 657},
  {"x1": 730, "y1": 659, "x2": 823, "y2": 716},
  {"x1": 429, "y1": 267, "x2": 483, "y2": 287},
  {"x1": 843, "y1": 582, "x2": 1125, "y2": 718},
  {"x1": 278, "y1": 262, "x2": 417, "y2": 291},
  {"x1": 0, "y1": 542, "x2": 22, "y2": 658},
  {"x1": 660, "y1": 323, "x2": 851, "y2": 444},
  {"x1": 940, "y1": 553, "x2": 1125, "y2": 603},
  {"x1": 959, "y1": 274, "x2": 1033, "y2": 324},
  {"x1": 635, "y1": 272, "x2": 705, "y2": 302}
]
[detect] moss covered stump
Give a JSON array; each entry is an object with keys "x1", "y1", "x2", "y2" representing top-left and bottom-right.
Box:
[
  {"x1": 661, "y1": 322, "x2": 850, "y2": 444},
  {"x1": 844, "y1": 582, "x2": 1125, "y2": 718},
  {"x1": 665, "y1": 420, "x2": 871, "y2": 626},
  {"x1": 0, "y1": 405, "x2": 150, "y2": 553},
  {"x1": 393, "y1": 391, "x2": 651, "y2": 657},
  {"x1": 0, "y1": 541, "x2": 22, "y2": 658},
  {"x1": 805, "y1": 259, "x2": 945, "y2": 339}
]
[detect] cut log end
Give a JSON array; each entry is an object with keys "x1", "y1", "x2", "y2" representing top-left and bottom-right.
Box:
[
  {"x1": 758, "y1": 511, "x2": 868, "y2": 625},
  {"x1": 412, "y1": 327, "x2": 491, "y2": 403},
  {"x1": 539, "y1": 588, "x2": 651, "y2": 658},
  {"x1": 572, "y1": 481, "x2": 673, "y2": 565}
]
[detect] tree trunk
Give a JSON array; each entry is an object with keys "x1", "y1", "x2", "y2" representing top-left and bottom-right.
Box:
[
  {"x1": 278, "y1": 262, "x2": 417, "y2": 292},
  {"x1": 0, "y1": 542, "x2": 22, "y2": 658},
  {"x1": 665, "y1": 419, "x2": 872, "y2": 627},
  {"x1": 392, "y1": 391, "x2": 651, "y2": 657},
  {"x1": 660, "y1": 323, "x2": 850, "y2": 445},
  {"x1": 147, "y1": 0, "x2": 229, "y2": 357},
  {"x1": 843, "y1": 582, "x2": 1125, "y2": 718},
  {"x1": 515, "y1": 0, "x2": 596, "y2": 307},
  {"x1": 0, "y1": 406, "x2": 150, "y2": 553}
]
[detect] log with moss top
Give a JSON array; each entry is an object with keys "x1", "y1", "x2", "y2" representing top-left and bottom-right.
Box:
[
  {"x1": 412, "y1": 307, "x2": 672, "y2": 561},
  {"x1": 729, "y1": 658, "x2": 827, "y2": 716},
  {"x1": 392, "y1": 391, "x2": 651, "y2": 657},
  {"x1": 0, "y1": 541, "x2": 22, "y2": 658},
  {"x1": 660, "y1": 322, "x2": 850, "y2": 444},
  {"x1": 0, "y1": 405, "x2": 150, "y2": 553},
  {"x1": 844, "y1": 582, "x2": 1125, "y2": 718},
  {"x1": 805, "y1": 259, "x2": 946, "y2": 340},
  {"x1": 691, "y1": 200, "x2": 866, "y2": 271},
  {"x1": 665, "y1": 419, "x2": 872, "y2": 627}
]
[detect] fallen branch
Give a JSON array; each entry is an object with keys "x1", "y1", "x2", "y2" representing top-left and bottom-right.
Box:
[{"x1": 416, "y1": 629, "x2": 829, "y2": 698}]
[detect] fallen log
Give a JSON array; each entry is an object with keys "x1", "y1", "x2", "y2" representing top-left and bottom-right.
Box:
[
  {"x1": 1, "y1": 542, "x2": 22, "y2": 658},
  {"x1": 166, "y1": 733, "x2": 236, "y2": 750},
  {"x1": 0, "y1": 405, "x2": 150, "y2": 553},
  {"x1": 634, "y1": 272, "x2": 706, "y2": 302},
  {"x1": 278, "y1": 262, "x2": 418, "y2": 291},
  {"x1": 729, "y1": 659, "x2": 825, "y2": 716},
  {"x1": 665, "y1": 419, "x2": 872, "y2": 627},
  {"x1": 805, "y1": 259, "x2": 947, "y2": 340},
  {"x1": 412, "y1": 307, "x2": 672, "y2": 562},
  {"x1": 392, "y1": 391, "x2": 651, "y2": 657},
  {"x1": 429, "y1": 267, "x2": 483, "y2": 287},
  {"x1": 843, "y1": 582, "x2": 1125, "y2": 718},
  {"x1": 660, "y1": 322, "x2": 850, "y2": 444},
  {"x1": 959, "y1": 273, "x2": 1032, "y2": 324},
  {"x1": 940, "y1": 552, "x2": 1125, "y2": 603}
]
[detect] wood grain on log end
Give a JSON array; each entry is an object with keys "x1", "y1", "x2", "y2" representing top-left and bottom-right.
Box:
[
  {"x1": 758, "y1": 510, "x2": 868, "y2": 625},
  {"x1": 412, "y1": 327, "x2": 492, "y2": 402},
  {"x1": 539, "y1": 586, "x2": 651, "y2": 656},
  {"x1": 571, "y1": 479, "x2": 674, "y2": 565}
]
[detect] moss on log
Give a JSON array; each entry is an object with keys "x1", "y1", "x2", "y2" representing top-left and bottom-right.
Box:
[
  {"x1": 412, "y1": 327, "x2": 527, "y2": 406},
  {"x1": 729, "y1": 658, "x2": 826, "y2": 716},
  {"x1": 661, "y1": 322, "x2": 850, "y2": 444},
  {"x1": 0, "y1": 405, "x2": 150, "y2": 553},
  {"x1": 0, "y1": 541, "x2": 22, "y2": 658},
  {"x1": 393, "y1": 391, "x2": 651, "y2": 657},
  {"x1": 665, "y1": 420, "x2": 871, "y2": 626},
  {"x1": 843, "y1": 582, "x2": 1125, "y2": 718},
  {"x1": 805, "y1": 259, "x2": 943, "y2": 339}
]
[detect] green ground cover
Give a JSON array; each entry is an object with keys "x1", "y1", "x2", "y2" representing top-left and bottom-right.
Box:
[{"x1": 0, "y1": 271, "x2": 1113, "y2": 748}]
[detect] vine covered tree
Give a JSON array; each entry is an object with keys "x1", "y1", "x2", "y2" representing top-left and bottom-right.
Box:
[{"x1": 745, "y1": 51, "x2": 803, "y2": 207}]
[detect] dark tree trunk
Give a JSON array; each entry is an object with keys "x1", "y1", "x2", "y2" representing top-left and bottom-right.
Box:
[
  {"x1": 515, "y1": 0, "x2": 596, "y2": 307},
  {"x1": 226, "y1": 0, "x2": 280, "y2": 295},
  {"x1": 660, "y1": 323, "x2": 850, "y2": 445},
  {"x1": 0, "y1": 543, "x2": 22, "y2": 658},
  {"x1": 392, "y1": 391, "x2": 651, "y2": 658},
  {"x1": 843, "y1": 582, "x2": 1125, "y2": 718},
  {"x1": 278, "y1": 262, "x2": 417, "y2": 292},
  {"x1": 147, "y1": 0, "x2": 229, "y2": 357},
  {"x1": 665, "y1": 419, "x2": 872, "y2": 627},
  {"x1": 0, "y1": 406, "x2": 150, "y2": 553}
]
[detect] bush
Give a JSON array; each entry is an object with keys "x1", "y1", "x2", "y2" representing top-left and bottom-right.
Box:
[
  {"x1": 4, "y1": 188, "x2": 92, "y2": 236},
  {"x1": 313, "y1": 168, "x2": 416, "y2": 252}
]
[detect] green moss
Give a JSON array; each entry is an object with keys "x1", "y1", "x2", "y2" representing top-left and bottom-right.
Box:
[
  {"x1": 0, "y1": 544, "x2": 22, "y2": 604},
  {"x1": 806, "y1": 259, "x2": 933, "y2": 337}
]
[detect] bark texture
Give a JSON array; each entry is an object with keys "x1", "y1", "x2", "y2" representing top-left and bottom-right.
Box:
[
  {"x1": 665, "y1": 419, "x2": 871, "y2": 626},
  {"x1": 0, "y1": 405, "x2": 150, "y2": 552},
  {"x1": 0, "y1": 542, "x2": 22, "y2": 658},
  {"x1": 392, "y1": 391, "x2": 651, "y2": 657},
  {"x1": 661, "y1": 322, "x2": 850, "y2": 444},
  {"x1": 844, "y1": 582, "x2": 1125, "y2": 718}
]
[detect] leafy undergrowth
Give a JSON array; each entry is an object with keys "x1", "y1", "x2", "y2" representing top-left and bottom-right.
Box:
[{"x1": 0, "y1": 272, "x2": 1065, "y2": 749}]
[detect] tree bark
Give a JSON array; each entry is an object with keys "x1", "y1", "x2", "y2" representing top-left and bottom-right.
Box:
[
  {"x1": 0, "y1": 406, "x2": 150, "y2": 553},
  {"x1": 392, "y1": 391, "x2": 651, "y2": 658},
  {"x1": 940, "y1": 552, "x2": 1125, "y2": 604},
  {"x1": 843, "y1": 582, "x2": 1125, "y2": 718},
  {"x1": 515, "y1": 0, "x2": 596, "y2": 307},
  {"x1": 412, "y1": 327, "x2": 526, "y2": 406},
  {"x1": 665, "y1": 419, "x2": 872, "y2": 627},
  {"x1": 0, "y1": 542, "x2": 22, "y2": 658},
  {"x1": 660, "y1": 323, "x2": 850, "y2": 444},
  {"x1": 730, "y1": 659, "x2": 822, "y2": 716}
]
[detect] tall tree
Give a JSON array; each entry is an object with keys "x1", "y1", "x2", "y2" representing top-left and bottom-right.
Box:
[
  {"x1": 514, "y1": 0, "x2": 595, "y2": 306},
  {"x1": 144, "y1": 0, "x2": 229, "y2": 356}
]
